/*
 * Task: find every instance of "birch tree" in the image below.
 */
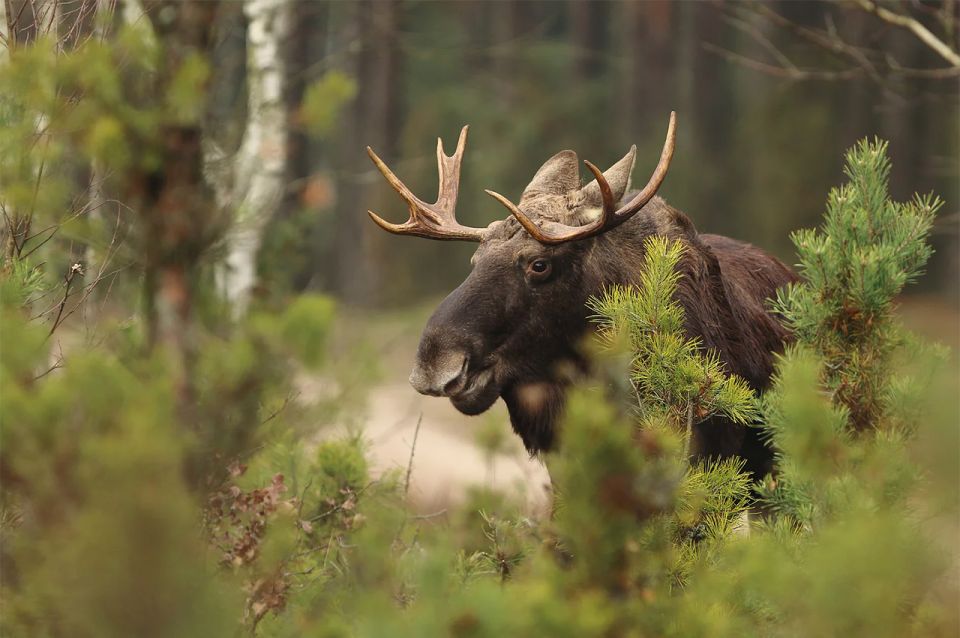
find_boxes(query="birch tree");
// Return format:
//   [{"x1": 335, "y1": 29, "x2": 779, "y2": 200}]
[{"x1": 219, "y1": 0, "x2": 290, "y2": 316}]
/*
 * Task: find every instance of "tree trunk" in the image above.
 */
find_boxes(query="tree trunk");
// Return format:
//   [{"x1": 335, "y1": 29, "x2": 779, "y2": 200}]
[
  {"x1": 138, "y1": 0, "x2": 220, "y2": 410},
  {"x1": 569, "y1": 0, "x2": 604, "y2": 82},
  {"x1": 330, "y1": 0, "x2": 401, "y2": 305},
  {"x1": 283, "y1": 0, "x2": 328, "y2": 292},
  {"x1": 219, "y1": 0, "x2": 291, "y2": 316},
  {"x1": 618, "y1": 0, "x2": 674, "y2": 142}
]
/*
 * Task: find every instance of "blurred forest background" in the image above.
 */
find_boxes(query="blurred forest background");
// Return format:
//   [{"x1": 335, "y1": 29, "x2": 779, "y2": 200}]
[
  {"x1": 3, "y1": 0, "x2": 958, "y2": 310},
  {"x1": 202, "y1": 0, "x2": 960, "y2": 308}
]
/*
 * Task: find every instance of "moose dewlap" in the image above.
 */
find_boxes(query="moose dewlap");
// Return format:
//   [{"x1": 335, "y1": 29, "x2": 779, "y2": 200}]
[{"x1": 366, "y1": 114, "x2": 798, "y2": 479}]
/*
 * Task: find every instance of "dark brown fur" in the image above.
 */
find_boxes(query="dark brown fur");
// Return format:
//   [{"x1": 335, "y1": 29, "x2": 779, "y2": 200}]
[{"x1": 410, "y1": 193, "x2": 797, "y2": 479}]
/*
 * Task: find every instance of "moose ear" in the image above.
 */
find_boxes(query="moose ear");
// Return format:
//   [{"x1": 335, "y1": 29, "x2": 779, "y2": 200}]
[
  {"x1": 579, "y1": 145, "x2": 637, "y2": 207},
  {"x1": 520, "y1": 150, "x2": 581, "y2": 201}
]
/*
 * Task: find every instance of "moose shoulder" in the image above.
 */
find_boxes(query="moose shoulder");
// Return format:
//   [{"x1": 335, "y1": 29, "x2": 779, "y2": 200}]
[{"x1": 366, "y1": 113, "x2": 798, "y2": 479}]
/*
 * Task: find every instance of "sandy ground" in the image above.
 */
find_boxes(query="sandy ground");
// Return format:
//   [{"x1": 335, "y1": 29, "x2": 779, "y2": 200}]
[
  {"x1": 333, "y1": 304, "x2": 553, "y2": 515},
  {"x1": 361, "y1": 380, "x2": 552, "y2": 513}
]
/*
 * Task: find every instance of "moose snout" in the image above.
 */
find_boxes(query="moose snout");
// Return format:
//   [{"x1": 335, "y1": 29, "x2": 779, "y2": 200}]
[{"x1": 409, "y1": 350, "x2": 469, "y2": 397}]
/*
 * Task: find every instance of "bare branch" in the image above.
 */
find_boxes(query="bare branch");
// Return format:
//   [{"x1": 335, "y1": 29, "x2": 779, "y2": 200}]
[
  {"x1": 753, "y1": 4, "x2": 883, "y2": 81},
  {"x1": 403, "y1": 413, "x2": 422, "y2": 497},
  {"x1": 703, "y1": 41, "x2": 863, "y2": 80},
  {"x1": 33, "y1": 347, "x2": 64, "y2": 380},
  {"x1": 47, "y1": 261, "x2": 83, "y2": 337},
  {"x1": 723, "y1": 12, "x2": 799, "y2": 73},
  {"x1": 854, "y1": 0, "x2": 960, "y2": 66},
  {"x1": 411, "y1": 509, "x2": 448, "y2": 521},
  {"x1": 716, "y1": 1, "x2": 960, "y2": 88}
]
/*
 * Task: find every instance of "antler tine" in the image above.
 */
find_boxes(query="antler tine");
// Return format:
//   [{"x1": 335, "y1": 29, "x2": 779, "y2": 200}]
[
  {"x1": 485, "y1": 112, "x2": 677, "y2": 245},
  {"x1": 366, "y1": 126, "x2": 487, "y2": 242},
  {"x1": 366, "y1": 147, "x2": 431, "y2": 233},
  {"x1": 582, "y1": 159, "x2": 616, "y2": 216},
  {"x1": 434, "y1": 125, "x2": 468, "y2": 214},
  {"x1": 614, "y1": 111, "x2": 676, "y2": 219}
]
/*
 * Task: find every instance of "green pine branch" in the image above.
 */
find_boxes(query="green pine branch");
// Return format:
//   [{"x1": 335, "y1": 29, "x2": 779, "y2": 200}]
[{"x1": 589, "y1": 236, "x2": 759, "y2": 440}]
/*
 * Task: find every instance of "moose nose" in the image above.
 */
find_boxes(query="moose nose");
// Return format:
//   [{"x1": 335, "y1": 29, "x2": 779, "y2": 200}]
[{"x1": 409, "y1": 351, "x2": 469, "y2": 396}]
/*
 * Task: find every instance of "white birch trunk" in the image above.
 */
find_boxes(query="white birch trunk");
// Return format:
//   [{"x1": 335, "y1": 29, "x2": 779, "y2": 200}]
[{"x1": 219, "y1": 0, "x2": 290, "y2": 317}]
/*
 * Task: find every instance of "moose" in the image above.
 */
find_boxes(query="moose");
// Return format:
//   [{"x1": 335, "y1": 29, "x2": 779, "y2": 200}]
[{"x1": 366, "y1": 113, "x2": 797, "y2": 479}]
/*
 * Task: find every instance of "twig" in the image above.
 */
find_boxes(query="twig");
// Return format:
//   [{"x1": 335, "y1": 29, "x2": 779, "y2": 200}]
[
  {"x1": 403, "y1": 413, "x2": 422, "y2": 497},
  {"x1": 260, "y1": 391, "x2": 299, "y2": 426},
  {"x1": 725, "y1": 2, "x2": 959, "y2": 85},
  {"x1": 32, "y1": 263, "x2": 129, "y2": 322},
  {"x1": 47, "y1": 262, "x2": 83, "y2": 337},
  {"x1": 751, "y1": 4, "x2": 882, "y2": 81},
  {"x1": 8, "y1": 0, "x2": 31, "y2": 42},
  {"x1": 411, "y1": 509, "x2": 447, "y2": 521},
  {"x1": 307, "y1": 482, "x2": 374, "y2": 523},
  {"x1": 295, "y1": 477, "x2": 313, "y2": 529},
  {"x1": 33, "y1": 195, "x2": 131, "y2": 332},
  {"x1": 33, "y1": 344, "x2": 65, "y2": 380},
  {"x1": 723, "y1": 12, "x2": 798, "y2": 73},
  {"x1": 18, "y1": 198, "x2": 109, "y2": 261},
  {"x1": 703, "y1": 41, "x2": 862, "y2": 80},
  {"x1": 388, "y1": 414, "x2": 426, "y2": 548},
  {"x1": 683, "y1": 401, "x2": 694, "y2": 461}
]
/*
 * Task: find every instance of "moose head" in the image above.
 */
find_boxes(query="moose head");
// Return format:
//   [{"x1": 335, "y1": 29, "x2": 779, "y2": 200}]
[{"x1": 365, "y1": 115, "x2": 678, "y2": 453}]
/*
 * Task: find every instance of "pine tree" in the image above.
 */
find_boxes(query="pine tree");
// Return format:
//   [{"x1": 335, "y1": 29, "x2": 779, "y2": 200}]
[{"x1": 773, "y1": 139, "x2": 940, "y2": 430}]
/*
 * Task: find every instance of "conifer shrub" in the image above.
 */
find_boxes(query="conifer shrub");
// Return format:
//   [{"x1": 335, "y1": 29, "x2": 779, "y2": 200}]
[
  {"x1": 772, "y1": 139, "x2": 940, "y2": 430},
  {"x1": 584, "y1": 236, "x2": 759, "y2": 588}
]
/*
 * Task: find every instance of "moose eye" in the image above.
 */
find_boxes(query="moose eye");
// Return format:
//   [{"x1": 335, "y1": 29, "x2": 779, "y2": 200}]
[{"x1": 527, "y1": 258, "x2": 552, "y2": 279}]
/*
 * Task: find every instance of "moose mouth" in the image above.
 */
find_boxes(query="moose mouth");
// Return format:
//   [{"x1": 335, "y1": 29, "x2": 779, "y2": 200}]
[{"x1": 448, "y1": 367, "x2": 501, "y2": 415}]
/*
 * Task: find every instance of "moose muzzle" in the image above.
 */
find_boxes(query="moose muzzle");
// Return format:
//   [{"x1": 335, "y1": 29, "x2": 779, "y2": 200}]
[{"x1": 409, "y1": 348, "x2": 469, "y2": 397}]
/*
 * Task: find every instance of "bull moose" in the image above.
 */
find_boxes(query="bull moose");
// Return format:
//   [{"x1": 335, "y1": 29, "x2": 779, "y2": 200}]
[{"x1": 366, "y1": 113, "x2": 797, "y2": 479}]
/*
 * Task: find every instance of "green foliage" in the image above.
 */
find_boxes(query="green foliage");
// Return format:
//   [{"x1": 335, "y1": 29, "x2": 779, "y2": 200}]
[
  {"x1": 264, "y1": 294, "x2": 337, "y2": 370},
  {"x1": 589, "y1": 236, "x2": 758, "y2": 438},
  {"x1": 761, "y1": 139, "x2": 946, "y2": 531},
  {"x1": 167, "y1": 52, "x2": 212, "y2": 124},
  {"x1": 551, "y1": 388, "x2": 681, "y2": 593},
  {"x1": 774, "y1": 138, "x2": 940, "y2": 429},
  {"x1": 300, "y1": 71, "x2": 357, "y2": 139},
  {"x1": 0, "y1": 305, "x2": 239, "y2": 637},
  {"x1": 727, "y1": 140, "x2": 956, "y2": 634}
]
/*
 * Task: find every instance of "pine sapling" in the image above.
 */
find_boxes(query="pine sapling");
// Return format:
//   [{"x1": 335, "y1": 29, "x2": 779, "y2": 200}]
[{"x1": 773, "y1": 138, "x2": 939, "y2": 430}]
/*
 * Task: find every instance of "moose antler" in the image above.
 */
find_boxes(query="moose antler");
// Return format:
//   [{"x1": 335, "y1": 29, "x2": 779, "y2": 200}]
[
  {"x1": 367, "y1": 126, "x2": 488, "y2": 242},
  {"x1": 486, "y1": 112, "x2": 677, "y2": 245}
]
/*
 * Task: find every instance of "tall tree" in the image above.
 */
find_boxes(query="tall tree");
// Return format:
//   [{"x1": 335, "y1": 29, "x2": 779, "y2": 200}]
[
  {"x1": 136, "y1": 0, "x2": 221, "y2": 410},
  {"x1": 330, "y1": 0, "x2": 401, "y2": 305},
  {"x1": 281, "y1": 0, "x2": 327, "y2": 291},
  {"x1": 618, "y1": 0, "x2": 674, "y2": 143},
  {"x1": 219, "y1": 0, "x2": 292, "y2": 316}
]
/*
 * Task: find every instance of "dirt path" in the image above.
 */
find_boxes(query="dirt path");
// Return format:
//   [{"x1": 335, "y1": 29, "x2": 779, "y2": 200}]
[
  {"x1": 362, "y1": 381, "x2": 551, "y2": 513},
  {"x1": 339, "y1": 306, "x2": 552, "y2": 515}
]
